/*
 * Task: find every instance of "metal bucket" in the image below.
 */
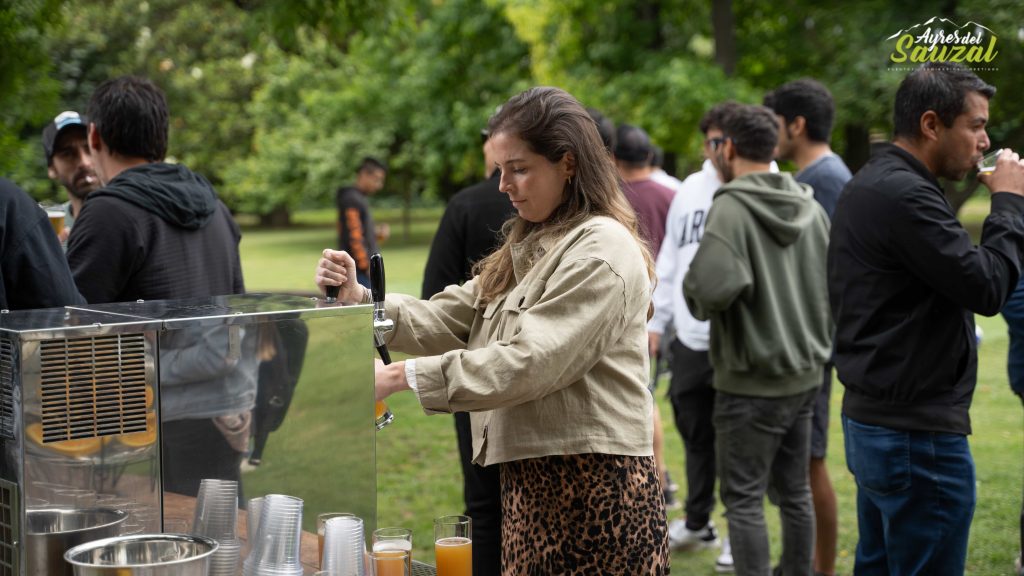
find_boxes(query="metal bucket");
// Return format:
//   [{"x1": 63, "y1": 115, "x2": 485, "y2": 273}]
[
  {"x1": 64, "y1": 534, "x2": 218, "y2": 576},
  {"x1": 27, "y1": 508, "x2": 129, "y2": 576}
]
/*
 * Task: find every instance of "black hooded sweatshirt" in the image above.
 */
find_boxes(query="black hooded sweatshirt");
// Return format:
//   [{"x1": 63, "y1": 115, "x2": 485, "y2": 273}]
[{"x1": 67, "y1": 163, "x2": 244, "y2": 304}]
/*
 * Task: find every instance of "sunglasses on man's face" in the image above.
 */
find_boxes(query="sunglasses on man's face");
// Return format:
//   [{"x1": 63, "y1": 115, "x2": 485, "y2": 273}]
[{"x1": 705, "y1": 137, "x2": 726, "y2": 152}]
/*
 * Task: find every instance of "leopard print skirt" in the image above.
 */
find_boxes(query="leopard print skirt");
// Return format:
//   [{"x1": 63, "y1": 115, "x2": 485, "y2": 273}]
[{"x1": 500, "y1": 453, "x2": 669, "y2": 575}]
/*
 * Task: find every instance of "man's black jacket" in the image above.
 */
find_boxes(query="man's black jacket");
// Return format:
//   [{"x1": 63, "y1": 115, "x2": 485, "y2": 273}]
[{"x1": 828, "y1": 143, "x2": 1024, "y2": 434}]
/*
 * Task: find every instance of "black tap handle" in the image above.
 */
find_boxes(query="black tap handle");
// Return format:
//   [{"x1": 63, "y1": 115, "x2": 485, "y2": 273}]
[{"x1": 370, "y1": 253, "x2": 386, "y2": 303}]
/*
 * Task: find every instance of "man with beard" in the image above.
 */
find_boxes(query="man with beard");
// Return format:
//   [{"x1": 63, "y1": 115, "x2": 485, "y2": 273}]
[
  {"x1": 763, "y1": 79, "x2": 851, "y2": 576},
  {"x1": 41, "y1": 110, "x2": 101, "y2": 246},
  {"x1": 829, "y1": 62, "x2": 1024, "y2": 574}
]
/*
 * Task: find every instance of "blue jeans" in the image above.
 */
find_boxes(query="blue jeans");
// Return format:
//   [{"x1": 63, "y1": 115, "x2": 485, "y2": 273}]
[
  {"x1": 843, "y1": 416, "x2": 975, "y2": 575},
  {"x1": 1002, "y1": 276, "x2": 1024, "y2": 397}
]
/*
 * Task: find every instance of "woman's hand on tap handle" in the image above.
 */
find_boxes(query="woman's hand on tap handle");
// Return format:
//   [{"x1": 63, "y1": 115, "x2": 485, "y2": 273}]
[{"x1": 315, "y1": 249, "x2": 366, "y2": 304}]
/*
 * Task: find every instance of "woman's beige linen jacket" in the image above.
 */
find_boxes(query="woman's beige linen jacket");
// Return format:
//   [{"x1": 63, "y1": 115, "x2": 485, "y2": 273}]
[{"x1": 383, "y1": 215, "x2": 653, "y2": 466}]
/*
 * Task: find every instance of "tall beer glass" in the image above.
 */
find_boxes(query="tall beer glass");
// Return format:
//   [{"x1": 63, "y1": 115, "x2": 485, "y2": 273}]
[{"x1": 434, "y1": 515, "x2": 471, "y2": 576}]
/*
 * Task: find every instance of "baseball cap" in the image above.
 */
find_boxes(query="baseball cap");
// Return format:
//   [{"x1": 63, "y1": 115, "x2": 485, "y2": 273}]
[{"x1": 42, "y1": 111, "x2": 89, "y2": 165}]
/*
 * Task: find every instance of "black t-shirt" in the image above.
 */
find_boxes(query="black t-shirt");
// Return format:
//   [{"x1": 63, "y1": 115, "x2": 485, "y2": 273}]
[{"x1": 336, "y1": 186, "x2": 380, "y2": 274}]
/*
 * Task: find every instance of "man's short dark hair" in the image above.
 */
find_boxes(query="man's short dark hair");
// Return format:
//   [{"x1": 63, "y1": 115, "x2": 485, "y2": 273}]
[
  {"x1": 699, "y1": 101, "x2": 741, "y2": 135},
  {"x1": 359, "y1": 157, "x2": 387, "y2": 174},
  {"x1": 586, "y1": 108, "x2": 616, "y2": 153},
  {"x1": 720, "y1": 104, "x2": 778, "y2": 163},
  {"x1": 763, "y1": 78, "x2": 835, "y2": 143},
  {"x1": 614, "y1": 124, "x2": 654, "y2": 168},
  {"x1": 87, "y1": 76, "x2": 168, "y2": 162},
  {"x1": 893, "y1": 62, "x2": 996, "y2": 140}
]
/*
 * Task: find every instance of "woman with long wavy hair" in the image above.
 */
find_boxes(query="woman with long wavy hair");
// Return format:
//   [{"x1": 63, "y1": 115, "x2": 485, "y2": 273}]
[{"x1": 316, "y1": 86, "x2": 669, "y2": 574}]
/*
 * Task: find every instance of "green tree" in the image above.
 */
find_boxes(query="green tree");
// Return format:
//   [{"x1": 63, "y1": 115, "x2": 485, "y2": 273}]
[
  {"x1": 497, "y1": 0, "x2": 758, "y2": 175},
  {"x1": 1, "y1": 0, "x2": 62, "y2": 191},
  {"x1": 223, "y1": 0, "x2": 532, "y2": 225}
]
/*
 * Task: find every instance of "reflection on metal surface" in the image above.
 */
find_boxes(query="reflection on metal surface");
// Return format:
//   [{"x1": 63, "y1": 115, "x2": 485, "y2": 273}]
[
  {"x1": 27, "y1": 508, "x2": 127, "y2": 576},
  {"x1": 1, "y1": 294, "x2": 376, "y2": 574}
]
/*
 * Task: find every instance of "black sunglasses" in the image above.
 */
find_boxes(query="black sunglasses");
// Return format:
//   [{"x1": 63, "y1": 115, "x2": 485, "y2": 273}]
[{"x1": 705, "y1": 137, "x2": 726, "y2": 151}]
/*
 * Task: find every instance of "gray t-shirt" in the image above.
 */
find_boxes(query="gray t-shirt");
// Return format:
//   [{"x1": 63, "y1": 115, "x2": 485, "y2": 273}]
[{"x1": 797, "y1": 152, "x2": 852, "y2": 219}]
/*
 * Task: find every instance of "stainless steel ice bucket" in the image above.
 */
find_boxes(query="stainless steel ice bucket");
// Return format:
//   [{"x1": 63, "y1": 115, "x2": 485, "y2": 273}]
[
  {"x1": 27, "y1": 508, "x2": 129, "y2": 576},
  {"x1": 64, "y1": 534, "x2": 218, "y2": 576}
]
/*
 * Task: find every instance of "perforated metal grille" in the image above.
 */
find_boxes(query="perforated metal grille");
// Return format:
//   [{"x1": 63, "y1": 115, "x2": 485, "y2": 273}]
[
  {"x1": 412, "y1": 560, "x2": 436, "y2": 576},
  {"x1": 0, "y1": 337, "x2": 14, "y2": 440},
  {"x1": 0, "y1": 479, "x2": 17, "y2": 575},
  {"x1": 40, "y1": 334, "x2": 148, "y2": 442}
]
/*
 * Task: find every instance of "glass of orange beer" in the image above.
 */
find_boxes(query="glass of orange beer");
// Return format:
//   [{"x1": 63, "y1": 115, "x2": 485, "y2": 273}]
[
  {"x1": 43, "y1": 206, "x2": 65, "y2": 237},
  {"x1": 375, "y1": 400, "x2": 394, "y2": 430},
  {"x1": 372, "y1": 527, "x2": 412, "y2": 574},
  {"x1": 434, "y1": 515, "x2": 472, "y2": 576},
  {"x1": 317, "y1": 512, "x2": 355, "y2": 566},
  {"x1": 370, "y1": 548, "x2": 410, "y2": 576}
]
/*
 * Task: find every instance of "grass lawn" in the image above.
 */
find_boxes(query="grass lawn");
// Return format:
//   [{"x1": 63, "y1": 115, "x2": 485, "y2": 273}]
[{"x1": 239, "y1": 197, "x2": 1023, "y2": 574}]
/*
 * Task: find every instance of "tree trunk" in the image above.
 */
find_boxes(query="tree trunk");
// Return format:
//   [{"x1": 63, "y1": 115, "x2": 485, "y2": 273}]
[
  {"x1": 711, "y1": 0, "x2": 736, "y2": 76},
  {"x1": 259, "y1": 204, "x2": 292, "y2": 227}
]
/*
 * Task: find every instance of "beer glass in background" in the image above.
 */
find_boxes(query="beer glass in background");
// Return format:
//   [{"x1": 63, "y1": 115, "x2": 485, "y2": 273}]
[
  {"x1": 317, "y1": 512, "x2": 355, "y2": 566},
  {"x1": 434, "y1": 515, "x2": 472, "y2": 576},
  {"x1": 375, "y1": 401, "x2": 395, "y2": 430},
  {"x1": 42, "y1": 206, "x2": 65, "y2": 237},
  {"x1": 372, "y1": 527, "x2": 412, "y2": 575},
  {"x1": 370, "y1": 548, "x2": 410, "y2": 576}
]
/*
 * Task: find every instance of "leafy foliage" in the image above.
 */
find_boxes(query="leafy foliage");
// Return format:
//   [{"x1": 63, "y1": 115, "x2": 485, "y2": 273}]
[{"x1": 5, "y1": 0, "x2": 1023, "y2": 214}]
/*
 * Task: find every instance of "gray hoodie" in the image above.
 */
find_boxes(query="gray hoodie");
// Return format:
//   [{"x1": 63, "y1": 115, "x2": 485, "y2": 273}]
[{"x1": 684, "y1": 172, "x2": 833, "y2": 397}]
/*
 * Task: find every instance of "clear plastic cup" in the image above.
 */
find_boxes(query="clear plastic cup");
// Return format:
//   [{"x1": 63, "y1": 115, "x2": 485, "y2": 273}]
[
  {"x1": 243, "y1": 494, "x2": 304, "y2": 575},
  {"x1": 193, "y1": 479, "x2": 238, "y2": 541},
  {"x1": 978, "y1": 148, "x2": 1004, "y2": 174},
  {"x1": 246, "y1": 496, "x2": 264, "y2": 545},
  {"x1": 318, "y1": 512, "x2": 356, "y2": 566},
  {"x1": 208, "y1": 538, "x2": 241, "y2": 576},
  {"x1": 321, "y1": 515, "x2": 366, "y2": 576}
]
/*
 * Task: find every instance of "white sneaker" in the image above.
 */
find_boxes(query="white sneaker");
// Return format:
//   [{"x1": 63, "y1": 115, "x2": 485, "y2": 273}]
[
  {"x1": 714, "y1": 537, "x2": 734, "y2": 573},
  {"x1": 668, "y1": 519, "x2": 720, "y2": 551}
]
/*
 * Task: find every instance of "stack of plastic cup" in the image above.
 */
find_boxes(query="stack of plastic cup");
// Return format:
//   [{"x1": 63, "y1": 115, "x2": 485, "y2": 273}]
[
  {"x1": 192, "y1": 479, "x2": 241, "y2": 576},
  {"x1": 243, "y1": 494, "x2": 304, "y2": 576},
  {"x1": 208, "y1": 538, "x2": 241, "y2": 576},
  {"x1": 192, "y1": 479, "x2": 238, "y2": 541},
  {"x1": 321, "y1": 515, "x2": 367, "y2": 576},
  {"x1": 247, "y1": 496, "x2": 264, "y2": 547}
]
